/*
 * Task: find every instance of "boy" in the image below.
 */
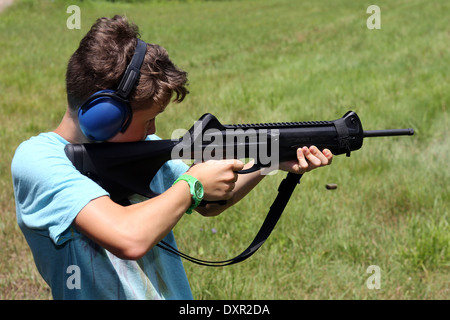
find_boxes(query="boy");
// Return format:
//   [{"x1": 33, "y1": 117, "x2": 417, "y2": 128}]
[{"x1": 11, "y1": 15, "x2": 332, "y2": 299}]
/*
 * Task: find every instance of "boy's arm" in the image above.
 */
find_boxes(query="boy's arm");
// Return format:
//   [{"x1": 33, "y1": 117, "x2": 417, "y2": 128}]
[
  {"x1": 73, "y1": 160, "x2": 244, "y2": 260},
  {"x1": 74, "y1": 183, "x2": 191, "y2": 260}
]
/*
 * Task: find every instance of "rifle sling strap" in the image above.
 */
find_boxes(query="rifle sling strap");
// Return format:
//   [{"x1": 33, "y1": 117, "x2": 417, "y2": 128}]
[{"x1": 156, "y1": 172, "x2": 303, "y2": 267}]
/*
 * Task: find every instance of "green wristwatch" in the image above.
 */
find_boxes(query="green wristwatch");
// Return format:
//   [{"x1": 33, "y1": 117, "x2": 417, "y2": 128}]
[{"x1": 173, "y1": 174, "x2": 204, "y2": 214}]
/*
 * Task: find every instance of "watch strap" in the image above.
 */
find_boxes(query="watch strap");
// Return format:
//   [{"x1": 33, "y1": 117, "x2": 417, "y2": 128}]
[{"x1": 173, "y1": 174, "x2": 203, "y2": 214}]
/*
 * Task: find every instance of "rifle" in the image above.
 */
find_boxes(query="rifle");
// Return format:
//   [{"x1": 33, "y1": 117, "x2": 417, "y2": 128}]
[{"x1": 64, "y1": 111, "x2": 414, "y2": 266}]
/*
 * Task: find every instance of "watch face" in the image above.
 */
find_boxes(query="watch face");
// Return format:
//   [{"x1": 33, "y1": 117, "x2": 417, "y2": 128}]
[{"x1": 194, "y1": 181, "x2": 204, "y2": 199}]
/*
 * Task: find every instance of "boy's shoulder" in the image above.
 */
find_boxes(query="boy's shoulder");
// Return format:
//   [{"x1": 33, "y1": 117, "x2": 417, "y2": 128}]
[
  {"x1": 16, "y1": 132, "x2": 68, "y2": 150},
  {"x1": 16, "y1": 132, "x2": 69, "y2": 154},
  {"x1": 12, "y1": 132, "x2": 70, "y2": 175}
]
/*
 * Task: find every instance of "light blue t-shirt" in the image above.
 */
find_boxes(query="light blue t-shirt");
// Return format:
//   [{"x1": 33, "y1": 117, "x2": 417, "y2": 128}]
[{"x1": 11, "y1": 132, "x2": 192, "y2": 300}]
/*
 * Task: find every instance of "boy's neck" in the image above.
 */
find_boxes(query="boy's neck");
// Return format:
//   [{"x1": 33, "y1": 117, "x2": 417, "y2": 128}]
[{"x1": 54, "y1": 109, "x2": 90, "y2": 144}]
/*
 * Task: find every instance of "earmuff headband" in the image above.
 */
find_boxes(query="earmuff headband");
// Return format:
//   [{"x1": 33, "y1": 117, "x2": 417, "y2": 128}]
[{"x1": 116, "y1": 39, "x2": 147, "y2": 99}]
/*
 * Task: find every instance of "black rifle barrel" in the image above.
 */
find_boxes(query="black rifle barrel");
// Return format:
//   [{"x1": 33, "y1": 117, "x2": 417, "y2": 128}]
[{"x1": 363, "y1": 128, "x2": 414, "y2": 137}]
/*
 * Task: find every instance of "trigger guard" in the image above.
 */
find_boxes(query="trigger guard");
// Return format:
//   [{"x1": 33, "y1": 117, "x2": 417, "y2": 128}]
[{"x1": 236, "y1": 163, "x2": 262, "y2": 174}]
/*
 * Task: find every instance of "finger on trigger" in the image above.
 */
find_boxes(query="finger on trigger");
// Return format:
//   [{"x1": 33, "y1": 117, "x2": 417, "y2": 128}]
[{"x1": 229, "y1": 159, "x2": 244, "y2": 171}]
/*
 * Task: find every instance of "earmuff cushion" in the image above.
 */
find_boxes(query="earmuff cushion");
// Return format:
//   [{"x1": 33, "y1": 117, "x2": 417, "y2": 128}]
[{"x1": 78, "y1": 90, "x2": 130, "y2": 141}]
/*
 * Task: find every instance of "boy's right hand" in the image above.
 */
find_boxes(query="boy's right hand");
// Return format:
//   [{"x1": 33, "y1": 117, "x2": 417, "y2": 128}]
[{"x1": 187, "y1": 160, "x2": 244, "y2": 201}]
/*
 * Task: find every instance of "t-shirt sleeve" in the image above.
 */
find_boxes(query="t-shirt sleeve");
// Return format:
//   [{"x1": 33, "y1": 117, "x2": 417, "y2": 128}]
[
  {"x1": 11, "y1": 139, "x2": 109, "y2": 245},
  {"x1": 150, "y1": 159, "x2": 190, "y2": 192},
  {"x1": 146, "y1": 134, "x2": 189, "y2": 193}
]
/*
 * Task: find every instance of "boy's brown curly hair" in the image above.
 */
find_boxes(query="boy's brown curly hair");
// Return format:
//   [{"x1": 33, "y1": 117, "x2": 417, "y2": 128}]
[{"x1": 65, "y1": 15, "x2": 188, "y2": 113}]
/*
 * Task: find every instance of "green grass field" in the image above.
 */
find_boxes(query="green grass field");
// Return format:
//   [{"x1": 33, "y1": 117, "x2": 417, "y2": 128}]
[{"x1": 0, "y1": 0, "x2": 448, "y2": 299}]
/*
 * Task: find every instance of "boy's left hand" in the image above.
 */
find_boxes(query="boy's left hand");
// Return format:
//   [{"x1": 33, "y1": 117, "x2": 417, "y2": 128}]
[{"x1": 279, "y1": 146, "x2": 333, "y2": 174}]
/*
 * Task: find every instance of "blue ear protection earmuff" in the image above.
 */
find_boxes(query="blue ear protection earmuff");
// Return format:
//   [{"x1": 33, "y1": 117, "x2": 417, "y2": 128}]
[{"x1": 78, "y1": 39, "x2": 147, "y2": 141}]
